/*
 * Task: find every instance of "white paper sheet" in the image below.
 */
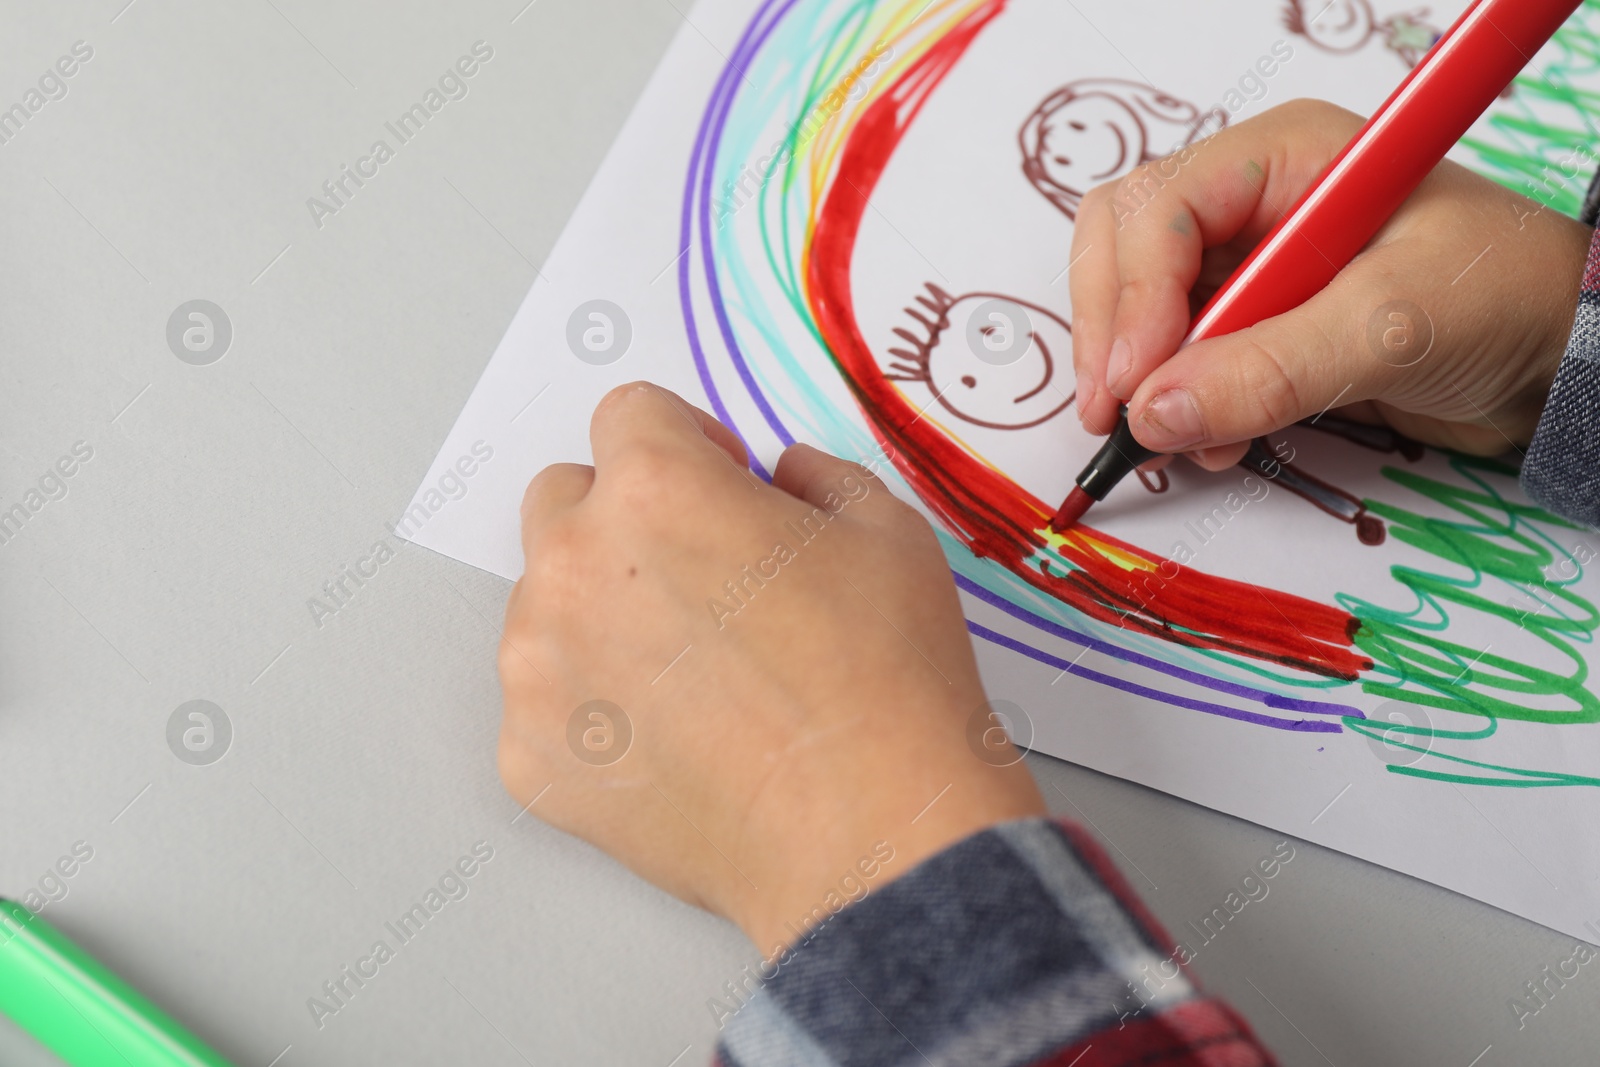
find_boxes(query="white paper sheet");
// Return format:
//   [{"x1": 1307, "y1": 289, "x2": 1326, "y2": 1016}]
[{"x1": 404, "y1": 0, "x2": 1600, "y2": 941}]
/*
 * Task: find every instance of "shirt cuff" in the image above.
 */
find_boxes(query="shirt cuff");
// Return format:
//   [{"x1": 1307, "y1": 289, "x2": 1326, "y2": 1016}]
[
  {"x1": 713, "y1": 816, "x2": 1275, "y2": 1067},
  {"x1": 1523, "y1": 222, "x2": 1600, "y2": 527}
]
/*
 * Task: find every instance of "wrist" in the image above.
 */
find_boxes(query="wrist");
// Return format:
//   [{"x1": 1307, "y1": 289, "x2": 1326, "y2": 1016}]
[
  {"x1": 1514, "y1": 220, "x2": 1593, "y2": 444},
  {"x1": 728, "y1": 757, "x2": 1046, "y2": 954}
]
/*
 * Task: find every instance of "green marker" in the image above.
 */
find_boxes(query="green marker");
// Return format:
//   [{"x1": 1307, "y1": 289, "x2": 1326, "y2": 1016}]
[{"x1": 0, "y1": 899, "x2": 233, "y2": 1067}]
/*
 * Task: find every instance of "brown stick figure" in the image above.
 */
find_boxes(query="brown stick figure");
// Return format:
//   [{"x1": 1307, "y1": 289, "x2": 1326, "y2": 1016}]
[
  {"x1": 1284, "y1": 1, "x2": 1487, "y2": 82},
  {"x1": 1241, "y1": 438, "x2": 1388, "y2": 546}
]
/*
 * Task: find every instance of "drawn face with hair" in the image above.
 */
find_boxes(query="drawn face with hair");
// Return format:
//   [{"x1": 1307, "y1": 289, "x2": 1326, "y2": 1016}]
[
  {"x1": 1020, "y1": 79, "x2": 1214, "y2": 219},
  {"x1": 1032, "y1": 93, "x2": 1141, "y2": 196},
  {"x1": 1283, "y1": 0, "x2": 1377, "y2": 53},
  {"x1": 1282, "y1": 3, "x2": 1454, "y2": 88},
  {"x1": 885, "y1": 285, "x2": 1073, "y2": 430}
]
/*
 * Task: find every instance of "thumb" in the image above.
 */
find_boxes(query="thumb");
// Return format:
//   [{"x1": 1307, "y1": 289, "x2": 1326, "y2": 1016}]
[{"x1": 1125, "y1": 276, "x2": 1420, "y2": 452}]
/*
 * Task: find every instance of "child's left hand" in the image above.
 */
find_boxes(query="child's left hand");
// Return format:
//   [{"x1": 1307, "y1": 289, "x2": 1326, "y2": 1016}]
[{"x1": 496, "y1": 383, "x2": 1044, "y2": 954}]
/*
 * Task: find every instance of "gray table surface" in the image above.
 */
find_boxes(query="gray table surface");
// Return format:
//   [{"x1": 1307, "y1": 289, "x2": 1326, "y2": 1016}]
[{"x1": 1, "y1": 1, "x2": 1596, "y2": 1064}]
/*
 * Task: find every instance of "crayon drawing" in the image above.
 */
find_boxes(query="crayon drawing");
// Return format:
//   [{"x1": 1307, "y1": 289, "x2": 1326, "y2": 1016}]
[
  {"x1": 1019, "y1": 79, "x2": 1221, "y2": 221},
  {"x1": 881, "y1": 284, "x2": 1075, "y2": 429},
  {"x1": 1282, "y1": 1, "x2": 1443, "y2": 67},
  {"x1": 405, "y1": 0, "x2": 1600, "y2": 940},
  {"x1": 677, "y1": 0, "x2": 1600, "y2": 788}
]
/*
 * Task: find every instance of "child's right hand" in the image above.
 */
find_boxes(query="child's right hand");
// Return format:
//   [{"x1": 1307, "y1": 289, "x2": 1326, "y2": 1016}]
[{"x1": 1068, "y1": 99, "x2": 1594, "y2": 470}]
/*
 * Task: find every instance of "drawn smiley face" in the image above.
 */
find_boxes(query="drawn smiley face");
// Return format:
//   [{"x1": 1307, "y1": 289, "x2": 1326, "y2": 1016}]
[
  {"x1": 1021, "y1": 80, "x2": 1212, "y2": 220},
  {"x1": 1285, "y1": 0, "x2": 1376, "y2": 53},
  {"x1": 1033, "y1": 92, "x2": 1144, "y2": 193},
  {"x1": 885, "y1": 285, "x2": 1073, "y2": 430}
]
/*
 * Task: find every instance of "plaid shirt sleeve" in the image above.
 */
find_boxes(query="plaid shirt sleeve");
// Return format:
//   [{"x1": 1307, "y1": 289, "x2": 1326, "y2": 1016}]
[
  {"x1": 1523, "y1": 214, "x2": 1600, "y2": 526},
  {"x1": 713, "y1": 817, "x2": 1278, "y2": 1067}
]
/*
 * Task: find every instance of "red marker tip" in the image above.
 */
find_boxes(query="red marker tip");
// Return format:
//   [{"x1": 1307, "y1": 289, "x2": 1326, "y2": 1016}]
[{"x1": 1048, "y1": 486, "x2": 1094, "y2": 533}]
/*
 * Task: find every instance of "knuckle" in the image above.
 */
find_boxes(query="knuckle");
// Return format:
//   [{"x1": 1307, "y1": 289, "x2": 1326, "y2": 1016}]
[
  {"x1": 521, "y1": 465, "x2": 568, "y2": 517},
  {"x1": 1115, "y1": 163, "x2": 1165, "y2": 206},
  {"x1": 838, "y1": 458, "x2": 875, "y2": 488},
  {"x1": 858, "y1": 442, "x2": 903, "y2": 485},
  {"x1": 609, "y1": 442, "x2": 685, "y2": 510},
  {"x1": 1278, "y1": 98, "x2": 1363, "y2": 139},
  {"x1": 519, "y1": 473, "x2": 543, "y2": 517},
  {"x1": 496, "y1": 625, "x2": 547, "y2": 689},
  {"x1": 521, "y1": 521, "x2": 585, "y2": 603},
  {"x1": 1278, "y1": 97, "x2": 1342, "y2": 124},
  {"x1": 1279, "y1": 97, "x2": 1323, "y2": 120},
  {"x1": 885, "y1": 495, "x2": 937, "y2": 544},
  {"x1": 495, "y1": 637, "x2": 525, "y2": 684},
  {"x1": 1240, "y1": 334, "x2": 1306, "y2": 429},
  {"x1": 1117, "y1": 162, "x2": 1150, "y2": 191},
  {"x1": 512, "y1": 531, "x2": 588, "y2": 655},
  {"x1": 1118, "y1": 275, "x2": 1164, "y2": 309}
]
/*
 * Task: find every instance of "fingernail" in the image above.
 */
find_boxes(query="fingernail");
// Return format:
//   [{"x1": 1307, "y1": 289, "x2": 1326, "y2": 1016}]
[
  {"x1": 1075, "y1": 372, "x2": 1094, "y2": 416},
  {"x1": 1106, "y1": 338, "x2": 1133, "y2": 397},
  {"x1": 1140, "y1": 389, "x2": 1205, "y2": 450}
]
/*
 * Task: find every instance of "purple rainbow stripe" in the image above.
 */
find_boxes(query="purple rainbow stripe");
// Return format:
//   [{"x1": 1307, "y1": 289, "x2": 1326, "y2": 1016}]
[
  {"x1": 679, "y1": 0, "x2": 798, "y2": 481},
  {"x1": 967, "y1": 622, "x2": 1344, "y2": 732},
  {"x1": 959, "y1": 575, "x2": 1359, "y2": 727}
]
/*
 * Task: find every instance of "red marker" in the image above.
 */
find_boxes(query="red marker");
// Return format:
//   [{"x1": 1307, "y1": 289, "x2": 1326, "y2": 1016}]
[{"x1": 1050, "y1": 0, "x2": 1583, "y2": 532}]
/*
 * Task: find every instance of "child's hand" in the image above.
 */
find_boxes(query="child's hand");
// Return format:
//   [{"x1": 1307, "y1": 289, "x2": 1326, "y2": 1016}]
[
  {"x1": 497, "y1": 383, "x2": 1044, "y2": 953},
  {"x1": 1069, "y1": 99, "x2": 1593, "y2": 470}
]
